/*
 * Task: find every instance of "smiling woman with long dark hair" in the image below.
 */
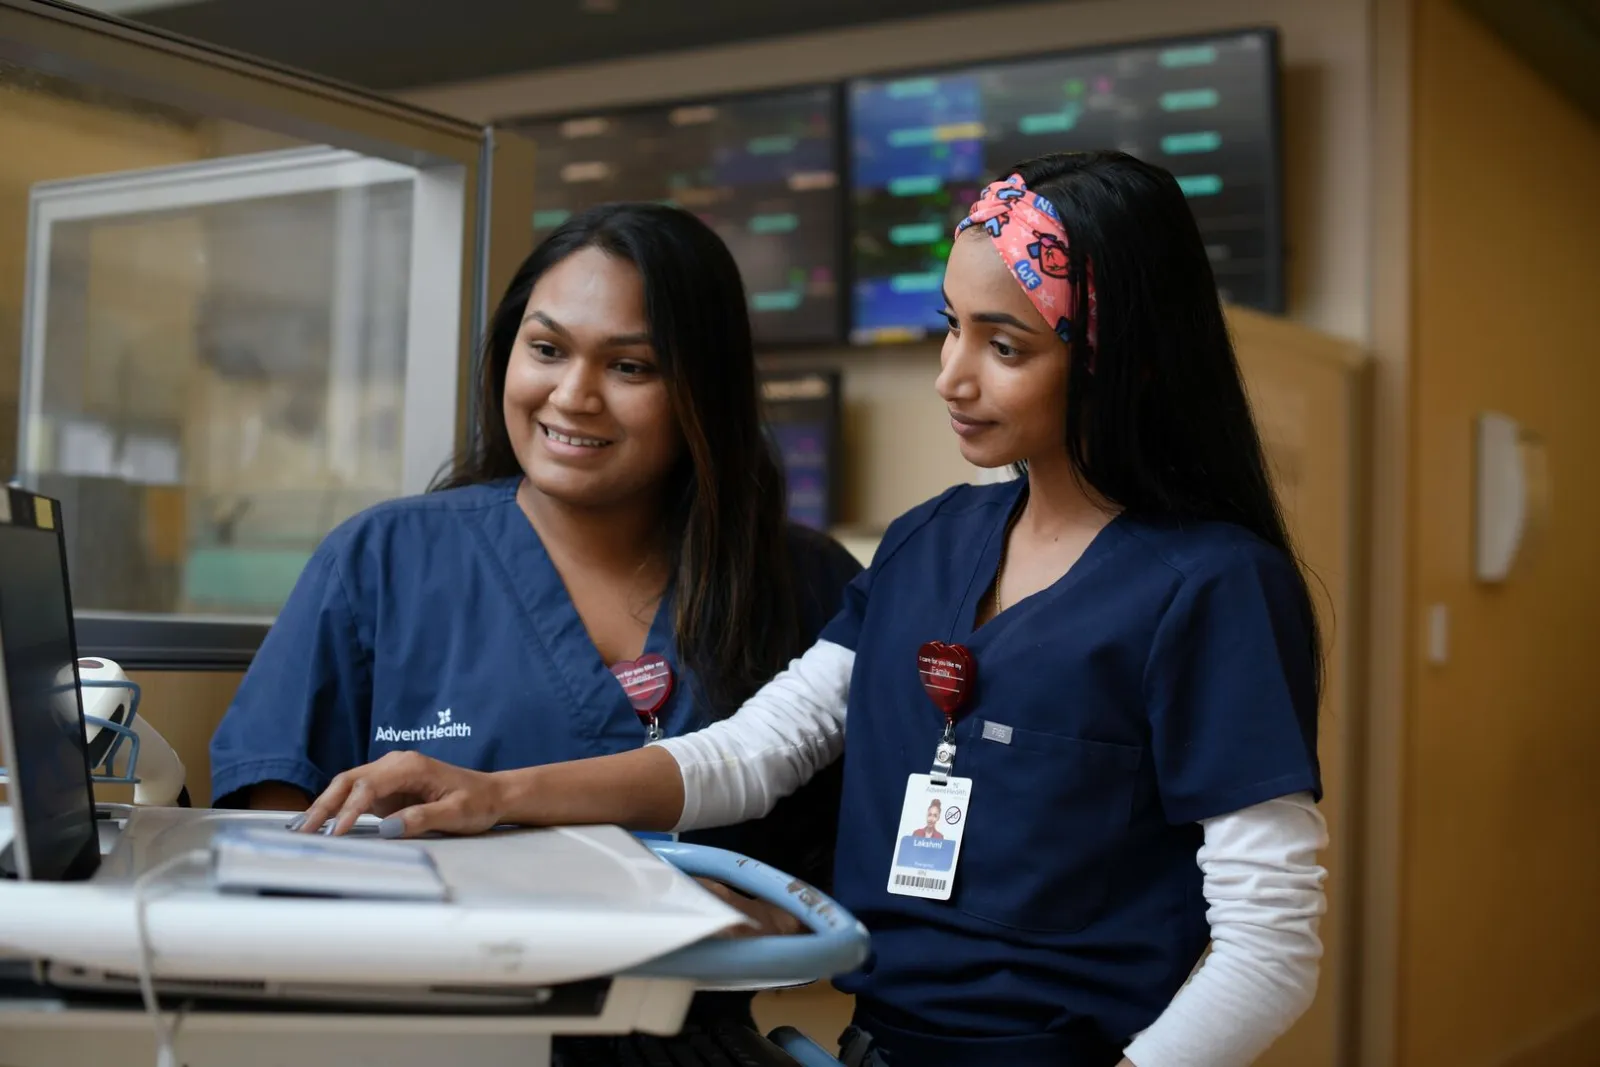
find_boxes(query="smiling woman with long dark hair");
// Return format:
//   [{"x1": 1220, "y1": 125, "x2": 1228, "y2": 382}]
[
  {"x1": 435, "y1": 203, "x2": 829, "y2": 715},
  {"x1": 209, "y1": 201, "x2": 862, "y2": 1023}
]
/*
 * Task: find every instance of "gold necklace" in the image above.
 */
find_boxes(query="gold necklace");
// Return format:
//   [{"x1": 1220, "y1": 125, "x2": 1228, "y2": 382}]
[{"x1": 992, "y1": 503, "x2": 1023, "y2": 616}]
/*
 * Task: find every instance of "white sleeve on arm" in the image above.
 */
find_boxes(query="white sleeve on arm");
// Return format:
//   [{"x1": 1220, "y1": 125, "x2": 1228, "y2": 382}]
[
  {"x1": 1121, "y1": 791, "x2": 1329, "y2": 1067},
  {"x1": 650, "y1": 639, "x2": 855, "y2": 832}
]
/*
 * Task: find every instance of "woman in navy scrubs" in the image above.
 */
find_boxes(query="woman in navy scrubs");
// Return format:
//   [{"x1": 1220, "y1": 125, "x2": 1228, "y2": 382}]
[
  {"x1": 297, "y1": 152, "x2": 1329, "y2": 1067},
  {"x1": 209, "y1": 202, "x2": 863, "y2": 944}
]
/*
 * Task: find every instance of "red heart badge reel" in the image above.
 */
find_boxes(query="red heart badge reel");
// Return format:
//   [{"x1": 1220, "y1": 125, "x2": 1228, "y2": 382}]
[
  {"x1": 917, "y1": 641, "x2": 974, "y2": 717},
  {"x1": 917, "y1": 641, "x2": 975, "y2": 781},
  {"x1": 610, "y1": 653, "x2": 674, "y2": 742}
]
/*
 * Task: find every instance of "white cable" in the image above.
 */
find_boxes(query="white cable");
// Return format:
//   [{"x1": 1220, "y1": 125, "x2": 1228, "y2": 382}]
[{"x1": 132, "y1": 848, "x2": 210, "y2": 1067}]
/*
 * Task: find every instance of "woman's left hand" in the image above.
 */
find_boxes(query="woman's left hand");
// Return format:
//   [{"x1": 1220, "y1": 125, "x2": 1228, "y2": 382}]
[{"x1": 695, "y1": 879, "x2": 806, "y2": 938}]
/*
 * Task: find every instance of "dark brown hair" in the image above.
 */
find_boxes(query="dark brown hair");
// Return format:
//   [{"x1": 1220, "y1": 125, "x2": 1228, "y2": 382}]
[
  {"x1": 434, "y1": 203, "x2": 797, "y2": 715},
  {"x1": 1008, "y1": 150, "x2": 1323, "y2": 700}
]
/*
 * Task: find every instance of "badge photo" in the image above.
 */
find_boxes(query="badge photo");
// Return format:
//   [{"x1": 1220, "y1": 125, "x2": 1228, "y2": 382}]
[{"x1": 886, "y1": 773, "x2": 972, "y2": 902}]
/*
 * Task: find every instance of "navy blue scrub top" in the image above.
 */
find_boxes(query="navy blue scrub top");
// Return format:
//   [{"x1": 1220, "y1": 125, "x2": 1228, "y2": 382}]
[
  {"x1": 819, "y1": 480, "x2": 1321, "y2": 1065},
  {"x1": 209, "y1": 477, "x2": 863, "y2": 890}
]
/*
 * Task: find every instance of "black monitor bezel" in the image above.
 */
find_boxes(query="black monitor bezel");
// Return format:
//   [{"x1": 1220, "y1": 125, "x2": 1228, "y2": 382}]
[{"x1": 0, "y1": 486, "x2": 102, "y2": 883}]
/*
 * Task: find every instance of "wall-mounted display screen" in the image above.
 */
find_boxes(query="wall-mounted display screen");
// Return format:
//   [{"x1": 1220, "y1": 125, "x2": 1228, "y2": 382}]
[
  {"x1": 848, "y1": 28, "x2": 1284, "y2": 344},
  {"x1": 509, "y1": 86, "x2": 843, "y2": 348},
  {"x1": 760, "y1": 371, "x2": 841, "y2": 532}
]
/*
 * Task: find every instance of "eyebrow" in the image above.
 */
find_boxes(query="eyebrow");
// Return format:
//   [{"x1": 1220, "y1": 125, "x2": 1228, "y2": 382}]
[
  {"x1": 522, "y1": 310, "x2": 651, "y2": 348},
  {"x1": 938, "y1": 292, "x2": 1040, "y2": 335},
  {"x1": 972, "y1": 311, "x2": 1041, "y2": 334}
]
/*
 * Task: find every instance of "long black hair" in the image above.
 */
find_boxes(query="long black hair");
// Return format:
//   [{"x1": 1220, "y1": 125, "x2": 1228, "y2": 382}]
[
  {"x1": 1010, "y1": 149, "x2": 1323, "y2": 693},
  {"x1": 434, "y1": 203, "x2": 797, "y2": 715}
]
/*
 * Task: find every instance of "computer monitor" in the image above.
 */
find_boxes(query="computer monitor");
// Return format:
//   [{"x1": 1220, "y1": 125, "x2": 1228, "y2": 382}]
[
  {"x1": 506, "y1": 85, "x2": 845, "y2": 349},
  {"x1": 0, "y1": 486, "x2": 100, "y2": 882},
  {"x1": 759, "y1": 371, "x2": 842, "y2": 531},
  {"x1": 848, "y1": 27, "x2": 1285, "y2": 343}
]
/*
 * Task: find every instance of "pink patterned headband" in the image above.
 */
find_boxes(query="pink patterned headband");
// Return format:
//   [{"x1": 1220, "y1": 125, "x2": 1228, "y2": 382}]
[{"x1": 954, "y1": 173, "x2": 1098, "y2": 351}]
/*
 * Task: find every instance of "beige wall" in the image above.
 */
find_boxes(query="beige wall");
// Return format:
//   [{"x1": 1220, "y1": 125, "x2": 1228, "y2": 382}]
[
  {"x1": 1403, "y1": 1, "x2": 1600, "y2": 1064},
  {"x1": 403, "y1": 0, "x2": 1374, "y2": 529},
  {"x1": 1357, "y1": 1, "x2": 1413, "y2": 1064}
]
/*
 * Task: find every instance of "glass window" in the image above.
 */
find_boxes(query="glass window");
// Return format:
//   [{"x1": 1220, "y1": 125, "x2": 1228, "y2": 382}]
[{"x1": 3, "y1": 61, "x2": 466, "y2": 621}]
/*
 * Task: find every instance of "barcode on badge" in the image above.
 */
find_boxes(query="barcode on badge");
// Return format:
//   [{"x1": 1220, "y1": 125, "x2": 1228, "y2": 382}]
[{"x1": 893, "y1": 873, "x2": 948, "y2": 892}]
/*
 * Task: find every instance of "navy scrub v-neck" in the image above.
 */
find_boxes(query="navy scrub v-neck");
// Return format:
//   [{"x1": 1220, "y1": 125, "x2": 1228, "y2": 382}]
[
  {"x1": 818, "y1": 479, "x2": 1321, "y2": 1065},
  {"x1": 209, "y1": 476, "x2": 863, "y2": 887}
]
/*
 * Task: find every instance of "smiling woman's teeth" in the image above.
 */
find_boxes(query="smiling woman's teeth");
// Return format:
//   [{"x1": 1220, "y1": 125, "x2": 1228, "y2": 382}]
[{"x1": 543, "y1": 426, "x2": 609, "y2": 448}]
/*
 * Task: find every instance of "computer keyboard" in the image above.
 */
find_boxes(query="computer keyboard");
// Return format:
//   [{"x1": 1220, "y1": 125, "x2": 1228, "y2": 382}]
[{"x1": 552, "y1": 1019, "x2": 809, "y2": 1067}]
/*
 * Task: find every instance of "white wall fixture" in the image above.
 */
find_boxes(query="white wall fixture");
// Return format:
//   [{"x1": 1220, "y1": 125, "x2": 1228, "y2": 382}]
[{"x1": 1473, "y1": 411, "x2": 1550, "y2": 583}]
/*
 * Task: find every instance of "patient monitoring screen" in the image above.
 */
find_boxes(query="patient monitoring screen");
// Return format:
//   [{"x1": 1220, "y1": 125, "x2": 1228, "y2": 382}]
[
  {"x1": 0, "y1": 512, "x2": 97, "y2": 881},
  {"x1": 849, "y1": 29, "x2": 1284, "y2": 342},
  {"x1": 511, "y1": 86, "x2": 843, "y2": 348}
]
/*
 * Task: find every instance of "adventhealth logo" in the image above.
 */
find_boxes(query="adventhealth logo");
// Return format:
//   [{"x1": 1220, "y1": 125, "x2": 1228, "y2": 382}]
[{"x1": 374, "y1": 708, "x2": 473, "y2": 744}]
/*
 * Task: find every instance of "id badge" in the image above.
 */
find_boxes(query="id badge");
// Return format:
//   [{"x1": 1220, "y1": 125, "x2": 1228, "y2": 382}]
[{"x1": 886, "y1": 773, "x2": 971, "y2": 901}]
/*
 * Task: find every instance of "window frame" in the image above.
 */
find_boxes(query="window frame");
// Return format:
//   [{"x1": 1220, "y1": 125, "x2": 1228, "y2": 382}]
[{"x1": 1, "y1": 0, "x2": 536, "y2": 668}]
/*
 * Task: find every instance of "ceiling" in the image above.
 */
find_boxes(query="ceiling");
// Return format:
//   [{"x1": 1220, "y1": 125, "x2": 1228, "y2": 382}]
[
  {"x1": 76, "y1": 0, "x2": 1015, "y2": 92},
  {"x1": 78, "y1": 0, "x2": 1600, "y2": 123}
]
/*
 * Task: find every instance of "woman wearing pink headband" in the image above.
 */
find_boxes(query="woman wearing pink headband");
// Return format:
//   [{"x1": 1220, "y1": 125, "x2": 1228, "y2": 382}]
[{"x1": 300, "y1": 150, "x2": 1327, "y2": 1067}]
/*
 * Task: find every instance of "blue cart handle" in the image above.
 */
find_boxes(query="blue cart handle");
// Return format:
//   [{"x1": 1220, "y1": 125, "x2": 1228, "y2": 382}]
[{"x1": 624, "y1": 840, "x2": 871, "y2": 985}]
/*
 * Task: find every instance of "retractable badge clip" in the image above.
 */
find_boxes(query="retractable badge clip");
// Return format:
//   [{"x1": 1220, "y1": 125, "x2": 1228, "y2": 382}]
[
  {"x1": 917, "y1": 641, "x2": 975, "y2": 784},
  {"x1": 611, "y1": 653, "x2": 674, "y2": 742}
]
